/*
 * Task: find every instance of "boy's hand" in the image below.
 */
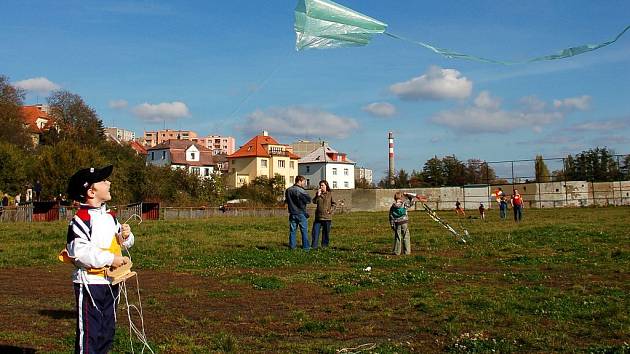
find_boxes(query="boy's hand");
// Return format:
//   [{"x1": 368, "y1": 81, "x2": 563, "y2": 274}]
[
  {"x1": 121, "y1": 224, "x2": 131, "y2": 239},
  {"x1": 111, "y1": 255, "x2": 130, "y2": 268}
]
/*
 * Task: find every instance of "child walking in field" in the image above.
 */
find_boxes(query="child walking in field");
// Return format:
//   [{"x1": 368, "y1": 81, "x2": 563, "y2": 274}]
[
  {"x1": 389, "y1": 192, "x2": 427, "y2": 255},
  {"x1": 479, "y1": 203, "x2": 486, "y2": 220},
  {"x1": 455, "y1": 200, "x2": 465, "y2": 217},
  {"x1": 62, "y1": 165, "x2": 134, "y2": 353}
]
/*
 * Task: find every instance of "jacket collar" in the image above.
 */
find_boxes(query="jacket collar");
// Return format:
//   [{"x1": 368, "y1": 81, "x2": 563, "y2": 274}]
[{"x1": 79, "y1": 203, "x2": 107, "y2": 213}]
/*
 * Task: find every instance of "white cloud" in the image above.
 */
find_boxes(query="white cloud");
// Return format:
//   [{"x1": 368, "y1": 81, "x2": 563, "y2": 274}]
[
  {"x1": 389, "y1": 66, "x2": 472, "y2": 101},
  {"x1": 108, "y1": 99, "x2": 128, "y2": 110},
  {"x1": 568, "y1": 117, "x2": 630, "y2": 132},
  {"x1": 132, "y1": 101, "x2": 190, "y2": 122},
  {"x1": 431, "y1": 91, "x2": 564, "y2": 134},
  {"x1": 239, "y1": 106, "x2": 359, "y2": 139},
  {"x1": 473, "y1": 91, "x2": 501, "y2": 110},
  {"x1": 362, "y1": 102, "x2": 397, "y2": 117},
  {"x1": 519, "y1": 96, "x2": 547, "y2": 112},
  {"x1": 553, "y1": 95, "x2": 591, "y2": 111},
  {"x1": 13, "y1": 77, "x2": 60, "y2": 94}
]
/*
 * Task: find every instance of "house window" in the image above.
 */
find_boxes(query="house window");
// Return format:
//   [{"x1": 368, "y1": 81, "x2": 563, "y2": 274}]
[
  {"x1": 344, "y1": 168, "x2": 349, "y2": 176},
  {"x1": 290, "y1": 161, "x2": 295, "y2": 169},
  {"x1": 344, "y1": 181, "x2": 349, "y2": 188},
  {"x1": 261, "y1": 159, "x2": 267, "y2": 168},
  {"x1": 278, "y1": 160, "x2": 285, "y2": 168},
  {"x1": 161, "y1": 151, "x2": 166, "y2": 160},
  {"x1": 307, "y1": 178, "x2": 310, "y2": 186},
  {"x1": 332, "y1": 168, "x2": 337, "y2": 175},
  {"x1": 333, "y1": 181, "x2": 338, "y2": 189},
  {"x1": 190, "y1": 152, "x2": 196, "y2": 160},
  {"x1": 204, "y1": 168, "x2": 210, "y2": 176},
  {"x1": 191, "y1": 167, "x2": 200, "y2": 175},
  {"x1": 151, "y1": 152, "x2": 154, "y2": 160},
  {"x1": 306, "y1": 166, "x2": 310, "y2": 173}
]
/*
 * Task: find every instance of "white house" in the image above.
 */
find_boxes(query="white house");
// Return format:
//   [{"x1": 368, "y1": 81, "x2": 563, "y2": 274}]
[
  {"x1": 298, "y1": 143, "x2": 355, "y2": 190},
  {"x1": 146, "y1": 140, "x2": 216, "y2": 178}
]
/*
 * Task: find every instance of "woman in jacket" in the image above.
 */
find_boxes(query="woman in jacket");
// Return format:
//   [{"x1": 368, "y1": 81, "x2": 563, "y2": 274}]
[{"x1": 311, "y1": 180, "x2": 336, "y2": 248}]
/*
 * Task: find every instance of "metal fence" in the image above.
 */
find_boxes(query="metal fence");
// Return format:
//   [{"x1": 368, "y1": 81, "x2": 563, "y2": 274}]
[{"x1": 0, "y1": 203, "x2": 144, "y2": 223}]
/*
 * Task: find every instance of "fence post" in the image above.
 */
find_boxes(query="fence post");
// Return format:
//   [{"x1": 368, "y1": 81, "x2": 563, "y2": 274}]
[{"x1": 562, "y1": 157, "x2": 569, "y2": 207}]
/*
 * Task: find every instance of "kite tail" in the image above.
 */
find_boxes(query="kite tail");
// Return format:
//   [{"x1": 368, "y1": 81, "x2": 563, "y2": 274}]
[{"x1": 385, "y1": 24, "x2": 630, "y2": 65}]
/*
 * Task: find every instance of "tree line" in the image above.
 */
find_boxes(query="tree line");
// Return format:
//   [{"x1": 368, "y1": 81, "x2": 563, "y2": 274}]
[{"x1": 0, "y1": 75, "x2": 232, "y2": 206}]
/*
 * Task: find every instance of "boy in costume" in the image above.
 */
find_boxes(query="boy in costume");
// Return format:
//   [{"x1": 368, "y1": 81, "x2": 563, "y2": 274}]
[{"x1": 64, "y1": 165, "x2": 134, "y2": 353}]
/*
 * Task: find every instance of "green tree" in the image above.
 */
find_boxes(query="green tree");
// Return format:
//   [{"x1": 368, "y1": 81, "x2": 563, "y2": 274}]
[
  {"x1": 0, "y1": 75, "x2": 32, "y2": 149},
  {"x1": 421, "y1": 156, "x2": 445, "y2": 187},
  {"x1": 46, "y1": 90, "x2": 104, "y2": 146},
  {"x1": 620, "y1": 155, "x2": 630, "y2": 180},
  {"x1": 0, "y1": 141, "x2": 32, "y2": 195},
  {"x1": 409, "y1": 169, "x2": 424, "y2": 187},
  {"x1": 465, "y1": 159, "x2": 496, "y2": 184},
  {"x1": 355, "y1": 177, "x2": 372, "y2": 189},
  {"x1": 395, "y1": 169, "x2": 410, "y2": 188},
  {"x1": 535, "y1": 155, "x2": 551, "y2": 182},
  {"x1": 564, "y1": 147, "x2": 620, "y2": 182},
  {"x1": 33, "y1": 140, "x2": 105, "y2": 200},
  {"x1": 229, "y1": 175, "x2": 285, "y2": 206},
  {"x1": 442, "y1": 155, "x2": 466, "y2": 186}
]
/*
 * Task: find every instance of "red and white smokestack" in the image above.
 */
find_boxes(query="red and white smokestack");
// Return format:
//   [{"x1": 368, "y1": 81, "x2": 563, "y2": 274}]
[{"x1": 388, "y1": 131, "x2": 394, "y2": 186}]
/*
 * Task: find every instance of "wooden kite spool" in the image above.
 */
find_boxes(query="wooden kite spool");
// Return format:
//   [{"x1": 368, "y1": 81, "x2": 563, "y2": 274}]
[{"x1": 106, "y1": 261, "x2": 137, "y2": 285}]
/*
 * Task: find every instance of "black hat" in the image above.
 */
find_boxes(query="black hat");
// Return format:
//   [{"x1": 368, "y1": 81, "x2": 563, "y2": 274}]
[{"x1": 67, "y1": 165, "x2": 113, "y2": 201}]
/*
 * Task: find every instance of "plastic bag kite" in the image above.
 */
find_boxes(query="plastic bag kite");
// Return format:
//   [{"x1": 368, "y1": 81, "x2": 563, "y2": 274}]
[
  {"x1": 294, "y1": 0, "x2": 630, "y2": 64},
  {"x1": 294, "y1": 0, "x2": 387, "y2": 50}
]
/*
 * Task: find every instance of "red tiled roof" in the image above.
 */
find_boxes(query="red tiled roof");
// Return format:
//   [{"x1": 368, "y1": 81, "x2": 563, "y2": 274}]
[
  {"x1": 147, "y1": 139, "x2": 214, "y2": 166},
  {"x1": 21, "y1": 106, "x2": 54, "y2": 133},
  {"x1": 228, "y1": 134, "x2": 300, "y2": 159},
  {"x1": 129, "y1": 140, "x2": 148, "y2": 155}
]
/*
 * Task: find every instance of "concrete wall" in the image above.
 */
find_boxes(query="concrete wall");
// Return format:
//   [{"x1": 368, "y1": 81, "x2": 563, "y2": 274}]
[{"x1": 309, "y1": 181, "x2": 630, "y2": 212}]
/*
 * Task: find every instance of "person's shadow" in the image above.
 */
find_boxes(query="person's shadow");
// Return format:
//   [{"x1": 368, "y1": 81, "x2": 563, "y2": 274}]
[
  {"x1": 0, "y1": 345, "x2": 36, "y2": 353},
  {"x1": 39, "y1": 309, "x2": 75, "y2": 319}
]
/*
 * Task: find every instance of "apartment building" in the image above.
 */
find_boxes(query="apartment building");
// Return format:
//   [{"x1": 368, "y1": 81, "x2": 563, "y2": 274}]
[
  {"x1": 195, "y1": 135, "x2": 236, "y2": 155},
  {"x1": 298, "y1": 143, "x2": 356, "y2": 190},
  {"x1": 226, "y1": 131, "x2": 300, "y2": 188},
  {"x1": 142, "y1": 129, "x2": 198, "y2": 147}
]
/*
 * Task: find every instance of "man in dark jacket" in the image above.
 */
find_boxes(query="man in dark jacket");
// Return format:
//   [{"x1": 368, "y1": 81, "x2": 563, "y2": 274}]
[{"x1": 285, "y1": 175, "x2": 311, "y2": 250}]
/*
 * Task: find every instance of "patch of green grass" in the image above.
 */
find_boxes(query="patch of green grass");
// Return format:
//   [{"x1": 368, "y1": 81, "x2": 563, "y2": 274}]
[{"x1": 1, "y1": 207, "x2": 629, "y2": 352}]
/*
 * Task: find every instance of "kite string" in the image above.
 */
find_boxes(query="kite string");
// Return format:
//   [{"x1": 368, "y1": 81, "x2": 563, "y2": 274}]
[
  {"x1": 227, "y1": 49, "x2": 294, "y2": 119},
  {"x1": 385, "y1": 24, "x2": 630, "y2": 65}
]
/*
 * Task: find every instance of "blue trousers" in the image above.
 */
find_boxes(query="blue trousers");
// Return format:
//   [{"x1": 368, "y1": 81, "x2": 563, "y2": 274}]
[
  {"x1": 513, "y1": 205, "x2": 523, "y2": 222},
  {"x1": 311, "y1": 219, "x2": 331, "y2": 248},
  {"x1": 74, "y1": 282, "x2": 119, "y2": 354},
  {"x1": 288, "y1": 213, "x2": 309, "y2": 250}
]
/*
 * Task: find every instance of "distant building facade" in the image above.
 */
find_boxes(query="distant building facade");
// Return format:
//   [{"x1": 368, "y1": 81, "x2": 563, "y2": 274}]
[
  {"x1": 20, "y1": 104, "x2": 56, "y2": 146},
  {"x1": 146, "y1": 140, "x2": 215, "y2": 178},
  {"x1": 290, "y1": 140, "x2": 324, "y2": 158},
  {"x1": 298, "y1": 143, "x2": 355, "y2": 190},
  {"x1": 142, "y1": 129, "x2": 198, "y2": 147},
  {"x1": 105, "y1": 127, "x2": 135, "y2": 142},
  {"x1": 226, "y1": 131, "x2": 300, "y2": 188},
  {"x1": 195, "y1": 135, "x2": 236, "y2": 155},
  {"x1": 354, "y1": 167, "x2": 373, "y2": 185}
]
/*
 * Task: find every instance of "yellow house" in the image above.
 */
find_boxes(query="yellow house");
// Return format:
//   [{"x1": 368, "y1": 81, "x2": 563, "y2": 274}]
[{"x1": 226, "y1": 131, "x2": 300, "y2": 188}]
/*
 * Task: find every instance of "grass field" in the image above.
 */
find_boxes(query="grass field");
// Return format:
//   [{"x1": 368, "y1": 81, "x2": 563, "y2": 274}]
[{"x1": 0, "y1": 207, "x2": 629, "y2": 353}]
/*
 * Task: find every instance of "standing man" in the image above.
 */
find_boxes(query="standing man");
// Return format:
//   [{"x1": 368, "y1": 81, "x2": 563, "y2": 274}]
[
  {"x1": 511, "y1": 189, "x2": 524, "y2": 222},
  {"x1": 34, "y1": 180, "x2": 42, "y2": 201},
  {"x1": 285, "y1": 175, "x2": 311, "y2": 250}
]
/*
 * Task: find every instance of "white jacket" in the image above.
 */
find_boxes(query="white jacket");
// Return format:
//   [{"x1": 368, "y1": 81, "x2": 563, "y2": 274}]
[{"x1": 66, "y1": 204, "x2": 134, "y2": 284}]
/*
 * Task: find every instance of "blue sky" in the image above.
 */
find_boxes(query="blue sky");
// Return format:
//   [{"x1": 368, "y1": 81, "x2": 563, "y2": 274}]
[{"x1": 2, "y1": 0, "x2": 629, "y2": 181}]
